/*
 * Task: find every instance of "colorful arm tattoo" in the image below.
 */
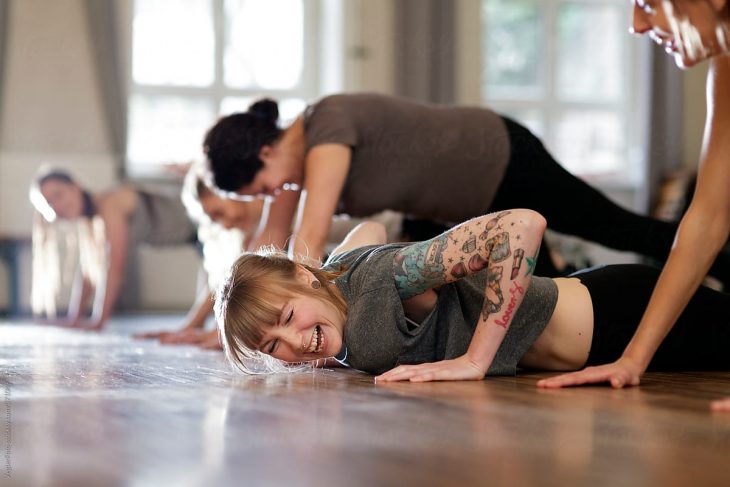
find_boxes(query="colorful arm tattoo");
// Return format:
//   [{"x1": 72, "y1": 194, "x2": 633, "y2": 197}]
[
  {"x1": 392, "y1": 211, "x2": 521, "y2": 302},
  {"x1": 393, "y1": 234, "x2": 449, "y2": 300},
  {"x1": 391, "y1": 210, "x2": 545, "y2": 377}
]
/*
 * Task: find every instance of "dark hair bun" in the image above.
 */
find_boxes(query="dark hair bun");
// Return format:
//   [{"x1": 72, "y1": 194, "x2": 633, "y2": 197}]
[{"x1": 248, "y1": 99, "x2": 279, "y2": 125}]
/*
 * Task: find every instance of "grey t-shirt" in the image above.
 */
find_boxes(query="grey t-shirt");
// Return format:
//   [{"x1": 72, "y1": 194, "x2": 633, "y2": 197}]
[
  {"x1": 304, "y1": 94, "x2": 511, "y2": 225},
  {"x1": 325, "y1": 244, "x2": 558, "y2": 376},
  {"x1": 128, "y1": 189, "x2": 197, "y2": 246}
]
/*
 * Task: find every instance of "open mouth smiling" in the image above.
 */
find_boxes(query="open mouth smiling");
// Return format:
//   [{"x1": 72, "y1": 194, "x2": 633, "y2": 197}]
[{"x1": 306, "y1": 325, "x2": 324, "y2": 354}]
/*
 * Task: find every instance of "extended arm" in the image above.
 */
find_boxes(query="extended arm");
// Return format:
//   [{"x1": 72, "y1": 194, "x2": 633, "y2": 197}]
[
  {"x1": 539, "y1": 56, "x2": 730, "y2": 389},
  {"x1": 247, "y1": 190, "x2": 300, "y2": 252},
  {"x1": 377, "y1": 209, "x2": 547, "y2": 382},
  {"x1": 87, "y1": 205, "x2": 130, "y2": 330},
  {"x1": 66, "y1": 268, "x2": 92, "y2": 325},
  {"x1": 289, "y1": 144, "x2": 351, "y2": 261}
]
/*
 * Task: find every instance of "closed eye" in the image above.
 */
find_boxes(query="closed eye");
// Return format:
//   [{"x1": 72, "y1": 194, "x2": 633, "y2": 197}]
[
  {"x1": 266, "y1": 339, "x2": 278, "y2": 355},
  {"x1": 285, "y1": 309, "x2": 293, "y2": 324}
]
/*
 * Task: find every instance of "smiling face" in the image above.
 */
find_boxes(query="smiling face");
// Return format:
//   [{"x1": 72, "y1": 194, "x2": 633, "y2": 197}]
[
  {"x1": 631, "y1": 0, "x2": 730, "y2": 68},
  {"x1": 39, "y1": 178, "x2": 84, "y2": 220},
  {"x1": 257, "y1": 269, "x2": 346, "y2": 363}
]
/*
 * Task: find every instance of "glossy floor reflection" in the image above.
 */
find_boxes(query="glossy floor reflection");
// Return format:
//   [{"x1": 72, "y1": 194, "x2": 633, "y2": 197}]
[{"x1": 1, "y1": 318, "x2": 730, "y2": 487}]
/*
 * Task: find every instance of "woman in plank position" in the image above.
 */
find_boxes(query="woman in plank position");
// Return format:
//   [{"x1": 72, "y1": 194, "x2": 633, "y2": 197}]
[
  {"x1": 30, "y1": 168, "x2": 197, "y2": 330},
  {"x1": 202, "y1": 94, "x2": 730, "y2": 280},
  {"x1": 539, "y1": 0, "x2": 730, "y2": 413}
]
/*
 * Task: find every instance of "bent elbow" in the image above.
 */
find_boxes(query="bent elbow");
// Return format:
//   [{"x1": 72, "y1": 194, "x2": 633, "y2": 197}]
[{"x1": 515, "y1": 209, "x2": 547, "y2": 239}]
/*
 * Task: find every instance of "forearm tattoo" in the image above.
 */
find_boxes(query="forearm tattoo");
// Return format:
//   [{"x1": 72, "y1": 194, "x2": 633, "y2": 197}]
[
  {"x1": 481, "y1": 265, "x2": 504, "y2": 321},
  {"x1": 511, "y1": 248, "x2": 525, "y2": 280},
  {"x1": 525, "y1": 244, "x2": 540, "y2": 276}
]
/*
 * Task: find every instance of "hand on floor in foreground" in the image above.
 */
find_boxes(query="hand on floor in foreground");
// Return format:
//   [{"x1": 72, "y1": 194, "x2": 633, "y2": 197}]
[
  {"x1": 536, "y1": 357, "x2": 643, "y2": 389},
  {"x1": 375, "y1": 355, "x2": 485, "y2": 382}
]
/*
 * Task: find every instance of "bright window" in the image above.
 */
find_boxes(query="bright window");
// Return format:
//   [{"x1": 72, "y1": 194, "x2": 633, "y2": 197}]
[
  {"x1": 482, "y1": 0, "x2": 648, "y2": 186},
  {"x1": 127, "y1": 0, "x2": 319, "y2": 177}
]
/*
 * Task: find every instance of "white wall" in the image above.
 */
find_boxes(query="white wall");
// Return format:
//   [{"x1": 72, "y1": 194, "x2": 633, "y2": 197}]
[
  {"x1": 341, "y1": 0, "x2": 395, "y2": 93},
  {"x1": 456, "y1": 0, "x2": 483, "y2": 105},
  {"x1": 0, "y1": 0, "x2": 116, "y2": 237},
  {"x1": 0, "y1": 0, "x2": 198, "y2": 313}
]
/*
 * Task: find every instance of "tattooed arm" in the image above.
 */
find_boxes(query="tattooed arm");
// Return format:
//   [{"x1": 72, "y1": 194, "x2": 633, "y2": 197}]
[{"x1": 376, "y1": 209, "x2": 546, "y2": 382}]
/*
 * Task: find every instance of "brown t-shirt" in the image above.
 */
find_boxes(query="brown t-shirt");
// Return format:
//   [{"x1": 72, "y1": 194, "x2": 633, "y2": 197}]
[{"x1": 303, "y1": 93, "x2": 511, "y2": 224}]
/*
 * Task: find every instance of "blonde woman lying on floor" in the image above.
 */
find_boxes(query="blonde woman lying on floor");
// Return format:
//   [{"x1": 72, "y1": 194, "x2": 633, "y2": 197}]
[{"x1": 214, "y1": 211, "x2": 730, "y2": 412}]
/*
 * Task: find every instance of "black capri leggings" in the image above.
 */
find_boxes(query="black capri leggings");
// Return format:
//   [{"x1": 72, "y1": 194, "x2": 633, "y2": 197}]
[
  {"x1": 573, "y1": 264, "x2": 730, "y2": 371},
  {"x1": 489, "y1": 118, "x2": 676, "y2": 270},
  {"x1": 489, "y1": 117, "x2": 730, "y2": 282},
  {"x1": 405, "y1": 117, "x2": 730, "y2": 281}
]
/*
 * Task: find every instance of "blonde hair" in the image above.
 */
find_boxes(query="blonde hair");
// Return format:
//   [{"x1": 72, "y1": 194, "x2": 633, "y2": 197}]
[
  {"x1": 215, "y1": 248, "x2": 347, "y2": 374},
  {"x1": 29, "y1": 169, "x2": 106, "y2": 318}
]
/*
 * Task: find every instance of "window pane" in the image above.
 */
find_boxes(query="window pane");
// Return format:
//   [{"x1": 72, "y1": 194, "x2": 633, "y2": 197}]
[
  {"x1": 553, "y1": 110, "x2": 626, "y2": 178},
  {"x1": 556, "y1": 2, "x2": 623, "y2": 102},
  {"x1": 224, "y1": 0, "x2": 304, "y2": 89},
  {"x1": 482, "y1": 0, "x2": 543, "y2": 99},
  {"x1": 220, "y1": 97, "x2": 306, "y2": 124},
  {"x1": 127, "y1": 95, "x2": 215, "y2": 167},
  {"x1": 219, "y1": 97, "x2": 253, "y2": 116},
  {"x1": 132, "y1": 0, "x2": 214, "y2": 86}
]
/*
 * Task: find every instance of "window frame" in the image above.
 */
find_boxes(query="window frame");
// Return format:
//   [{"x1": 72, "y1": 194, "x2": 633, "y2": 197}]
[
  {"x1": 124, "y1": 0, "x2": 322, "y2": 178},
  {"x1": 476, "y1": 0, "x2": 651, "y2": 191}
]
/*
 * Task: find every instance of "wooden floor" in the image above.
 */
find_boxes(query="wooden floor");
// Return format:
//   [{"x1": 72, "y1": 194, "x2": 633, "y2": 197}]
[{"x1": 1, "y1": 318, "x2": 730, "y2": 487}]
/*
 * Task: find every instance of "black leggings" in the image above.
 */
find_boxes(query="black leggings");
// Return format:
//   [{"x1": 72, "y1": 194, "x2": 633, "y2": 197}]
[
  {"x1": 405, "y1": 117, "x2": 730, "y2": 280},
  {"x1": 573, "y1": 264, "x2": 730, "y2": 370},
  {"x1": 489, "y1": 117, "x2": 680, "y2": 278}
]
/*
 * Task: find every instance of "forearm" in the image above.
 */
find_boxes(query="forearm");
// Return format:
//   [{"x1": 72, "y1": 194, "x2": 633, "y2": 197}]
[
  {"x1": 463, "y1": 214, "x2": 545, "y2": 372},
  {"x1": 625, "y1": 60, "x2": 730, "y2": 369},
  {"x1": 247, "y1": 191, "x2": 299, "y2": 252},
  {"x1": 92, "y1": 247, "x2": 128, "y2": 327},
  {"x1": 92, "y1": 269, "x2": 123, "y2": 327},
  {"x1": 394, "y1": 209, "x2": 546, "y2": 373},
  {"x1": 623, "y1": 208, "x2": 730, "y2": 369},
  {"x1": 248, "y1": 227, "x2": 289, "y2": 252},
  {"x1": 247, "y1": 207, "x2": 293, "y2": 252},
  {"x1": 67, "y1": 274, "x2": 91, "y2": 322},
  {"x1": 289, "y1": 225, "x2": 328, "y2": 263}
]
